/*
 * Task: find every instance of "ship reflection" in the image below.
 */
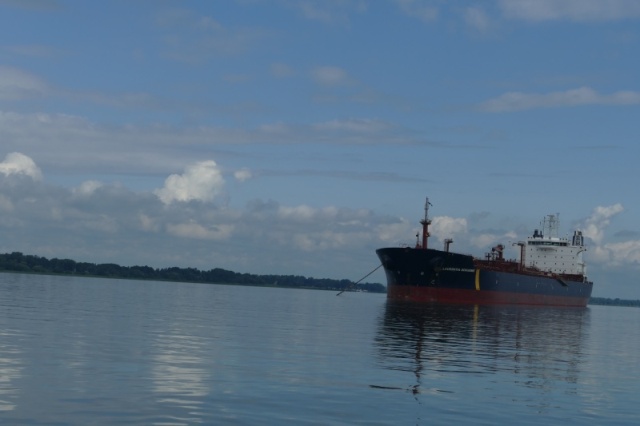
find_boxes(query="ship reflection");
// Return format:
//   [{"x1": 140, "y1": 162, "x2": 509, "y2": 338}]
[{"x1": 374, "y1": 302, "x2": 590, "y2": 394}]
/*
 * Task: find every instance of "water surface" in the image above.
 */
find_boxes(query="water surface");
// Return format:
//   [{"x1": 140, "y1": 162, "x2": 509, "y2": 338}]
[{"x1": 0, "y1": 273, "x2": 638, "y2": 424}]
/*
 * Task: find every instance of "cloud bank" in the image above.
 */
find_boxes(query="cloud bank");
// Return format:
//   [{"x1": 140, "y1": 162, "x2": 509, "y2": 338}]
[
  {"x1": 479, "y1": 87, "x2": 640, "y2": 112},
  {"x1": 1, "y1": 153, "x2": 636, "y2": 275}
]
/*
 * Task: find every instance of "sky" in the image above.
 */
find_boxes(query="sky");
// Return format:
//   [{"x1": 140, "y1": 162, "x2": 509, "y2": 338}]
[{"x1": 0, "y1": 0, "x2": 639, "y2": 299}]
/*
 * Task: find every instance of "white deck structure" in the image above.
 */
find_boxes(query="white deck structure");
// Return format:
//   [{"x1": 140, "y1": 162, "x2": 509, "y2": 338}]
[{"x1": 524, "y1": 214, "x2": 587, "y2": 276}]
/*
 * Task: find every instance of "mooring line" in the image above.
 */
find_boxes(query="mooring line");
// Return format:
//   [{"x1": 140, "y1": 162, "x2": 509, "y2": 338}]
[{"x1": 336, "y1": 263, "x2": 383, "y2": 296}]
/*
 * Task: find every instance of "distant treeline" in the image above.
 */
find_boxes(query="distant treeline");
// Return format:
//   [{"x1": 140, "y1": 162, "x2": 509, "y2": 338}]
[
  {"x1": 588, "y1": 297, "x2": 640, "y2": 307},
  {"x1": 0, "y1": 252, "x2": 386, "y2": 293}
]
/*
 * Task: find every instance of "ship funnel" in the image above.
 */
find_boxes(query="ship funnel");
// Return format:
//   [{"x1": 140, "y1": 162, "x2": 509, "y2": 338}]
[{"x1": 572, "y1": 230, "x2": 584, "y2": 246}]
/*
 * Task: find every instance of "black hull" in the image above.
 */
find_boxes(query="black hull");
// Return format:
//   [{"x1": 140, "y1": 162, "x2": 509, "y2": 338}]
[{"x1": 376, "y1": 247, "x2": 593, "y2": 307}]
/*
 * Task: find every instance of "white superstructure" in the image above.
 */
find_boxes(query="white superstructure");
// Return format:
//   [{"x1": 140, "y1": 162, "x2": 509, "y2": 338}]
[{"x1": 524, "y1": 214, "x2": 587, "y2": 276}]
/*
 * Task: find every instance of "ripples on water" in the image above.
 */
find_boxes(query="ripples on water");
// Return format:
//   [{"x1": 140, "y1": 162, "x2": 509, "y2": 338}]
[
  {"x1": 377, "y1": 302, "x2": 588, "y2": 378},
  {"x1": 0, "y1": 273, "x2": 639, "y2": 425},
  {"x1": 374, "y1": 302, "x2": 640, "y2": 425}
]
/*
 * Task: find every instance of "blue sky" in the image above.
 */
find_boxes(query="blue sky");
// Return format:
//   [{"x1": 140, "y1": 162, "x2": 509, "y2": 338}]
[{"x1": 1, "y1": 0, "x2": 639, "y2": 298}]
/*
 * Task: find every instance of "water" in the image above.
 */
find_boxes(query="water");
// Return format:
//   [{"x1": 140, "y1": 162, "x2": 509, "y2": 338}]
[{"x1": 0, "y1": 273, "x2": 638, "y2": 425}]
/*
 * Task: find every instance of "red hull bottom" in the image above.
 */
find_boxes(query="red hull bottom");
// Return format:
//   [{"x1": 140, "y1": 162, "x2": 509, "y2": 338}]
[{"x1": 388, "y1": 286, "x2": 589, "y2": 307}]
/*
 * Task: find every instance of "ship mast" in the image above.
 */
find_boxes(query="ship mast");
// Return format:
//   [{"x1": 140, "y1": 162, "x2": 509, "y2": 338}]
[
  {"x1": 419, "y1": 197, "x2": 432, "y2": 249},
  {"x1": 542, "y1": 213, "x2": 560, "y2": 238}
]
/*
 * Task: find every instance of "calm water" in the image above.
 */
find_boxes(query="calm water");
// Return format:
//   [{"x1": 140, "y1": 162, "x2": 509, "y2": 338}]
[{"x1": 0, "y1": 273, "x2": 638, "y2": 425}]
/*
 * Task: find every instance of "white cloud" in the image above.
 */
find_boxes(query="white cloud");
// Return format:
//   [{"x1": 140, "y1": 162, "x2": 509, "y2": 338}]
[
  {"x1": 0, "y1": 153, "x2": 636, "y2": 294},
  {"x1": 581, "y1": 203, "x2": 624, "y2": 244},
  {"x1": 0, "y1": 152, "x2": 42, "y2": 180},
  {"x1": 311, "y1": 66, "x2": 349, "y2": 86},
  {"x1": 430, "y1": 216, "x2": 468, "y2": 243},
  {"x1": 278, "y1": 204, "x2": 333, "y2": 221},
  {"x1": 275, "y1": 205, "x2": 352, "y2": 224},
  {"x1": 588, "y1": 245, "x2": 612, "y2": 264},
  {"x1": 479, "y1": 87, "x2": 640, "y2": 112},
  {"x1": 73, "y1": 180, "x2": 103, "y2": 196},
  {"x1": 587, "y1": 236, "x2": 640, "y2": 269},
  {"x1": 601, "y1": 240, "x2": 640, "y2": 266},
  {"x1": 499, "y1": 0, "x2": 640, "y2": 22},
  {"x1": 375, "y1": 219, "x2": 413, "y2": 244},
  {"x1": 469, "y1": 230, "x2": 517, "y2": 250},
  {"x1": 0, "y1": 66, "x2": 48, "y2": 100},
  {"x1": 471, "y1": 233, "x2": 501, "y2": 249},
  {"x1": 575, "y1": 203, "x2": 640, "y2": 278},
  {"x1": 154, "y1": 160, "x2": 225, "y2": 205},
  {"x1": 290, "y1": 228, "x2": 369, "y2": 252},
  {"x1": 233, "y1": 168, "x2": 252, "y2": 182},
  {"x1": 167, "y1": 221, "x2": 234, "y2": 240}
]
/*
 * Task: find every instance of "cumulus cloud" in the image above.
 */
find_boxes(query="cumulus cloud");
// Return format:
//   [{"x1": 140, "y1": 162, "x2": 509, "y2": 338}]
[
  {"x1": 0, "y1": 152, "x2": 42, "y2": 180},
  {"x1": 375, "y1": 219, "x2": 413, "y2": 244},
  {"x1": 586, "y1": 232, "x2": 640, "y2": 270},
  {"x1": 479, "y1": 87, "x2": 640, "y2": 112},
  {"x1": 576, "y1": 203, "x2": 640, "y2": 270},
  {"x1": 581, "y1": 203, "x2": 624, "y2": 244},
  {"x1": 601, "y1": 240, "x2": 640, "y2": 266},
  {"x1": 499, "y1": 0, "x2": 640, "y2": 22},
  {"x1": 430, "y1": 216, "x2": 468, "y2": 243},
  {"x1": 154, "y1": 160, "x2": 225, "y2": 205}
]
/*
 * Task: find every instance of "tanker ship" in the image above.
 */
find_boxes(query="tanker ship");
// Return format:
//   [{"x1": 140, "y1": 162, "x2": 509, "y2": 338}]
[{"x1": 376, "y1": 198, "x2": 593, "y2": 307}]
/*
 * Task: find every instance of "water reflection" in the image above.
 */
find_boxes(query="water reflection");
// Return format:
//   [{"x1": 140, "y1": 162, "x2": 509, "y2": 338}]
[
  {"x1": 150, "y1": 323, "x2": 213, "y2": 424},
  {"x1": 375, "y1": 302, "x2": 590, "y2": 394},
  {"x1": 0, "y1": 334, "x2": 22, "y2": 412}
]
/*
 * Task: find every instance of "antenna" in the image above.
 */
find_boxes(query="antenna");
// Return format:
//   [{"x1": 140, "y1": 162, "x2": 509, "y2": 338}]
[
  {"x1": 544, "y1": 213, "x2": 559, "y2": 238},
  {"x1": 419, "y1": 197, "x2": 432, "y2": 249}
]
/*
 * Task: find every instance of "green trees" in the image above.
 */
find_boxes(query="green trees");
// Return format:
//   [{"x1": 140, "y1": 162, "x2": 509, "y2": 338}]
[{"x1": 0, "y1": 252, "x2": 386, "y2": 293}]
